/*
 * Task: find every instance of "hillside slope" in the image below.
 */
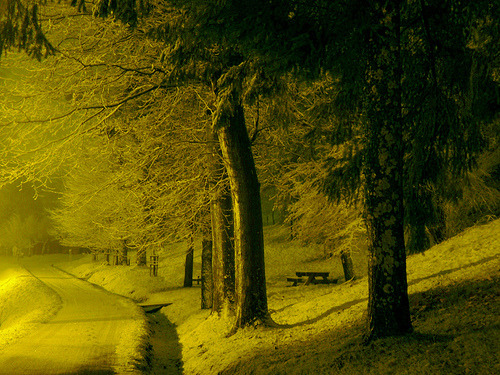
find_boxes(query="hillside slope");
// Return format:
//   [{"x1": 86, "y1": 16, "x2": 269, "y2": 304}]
[
  {"x1": 58, "y1": 219, "x2": 499, "y2": 374},
  {"x1": 176, "y1": 219, "x2": 499, "y2": 374}
]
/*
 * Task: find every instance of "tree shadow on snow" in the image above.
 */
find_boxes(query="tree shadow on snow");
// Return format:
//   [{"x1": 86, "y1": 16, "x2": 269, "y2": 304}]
[
  {"x1": 272, "y1": 298, "x2": 367, "y2": 328},
  {"x1": 408, "y1": 254, "x2": 499, "y2": 286},
  {"x1": 63, "y1": 369, "x2": 115, "y2": 374},
  {"x1": 224, "y1": 275, "x2": 499, "y2": 374}
]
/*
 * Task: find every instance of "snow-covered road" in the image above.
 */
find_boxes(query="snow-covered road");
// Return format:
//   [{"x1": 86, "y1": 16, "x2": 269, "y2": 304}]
[{"x1": 0, "y1": 258, "x2": 146, "y2": 375}]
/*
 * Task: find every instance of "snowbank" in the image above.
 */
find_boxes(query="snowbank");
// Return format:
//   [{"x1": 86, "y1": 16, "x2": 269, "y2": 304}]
[{"x1": 0, "y1": 260, "x2": 62, "y2": 349}]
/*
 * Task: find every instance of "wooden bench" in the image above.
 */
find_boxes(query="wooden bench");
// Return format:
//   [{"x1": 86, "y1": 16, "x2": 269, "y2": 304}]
[
  {"x1": 192, "y1": 276, "x2": 202, "y2": 285},
  {"x1": 286, "y1": 277, "x2": 304, "y2": 286}
]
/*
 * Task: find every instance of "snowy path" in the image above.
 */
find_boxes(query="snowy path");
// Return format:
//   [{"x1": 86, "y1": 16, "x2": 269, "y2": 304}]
[{"x1": 0, "y1": 259, "x2": 145, "y2": 375}]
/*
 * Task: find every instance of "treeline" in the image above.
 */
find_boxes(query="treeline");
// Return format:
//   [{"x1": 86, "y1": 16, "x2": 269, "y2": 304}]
[{"x1": 0, "y1": 0, "x2": 498, "y2": 340}]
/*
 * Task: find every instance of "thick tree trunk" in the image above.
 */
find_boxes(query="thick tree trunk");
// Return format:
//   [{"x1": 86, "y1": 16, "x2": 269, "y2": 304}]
[
  {"x1": 217, "y1": 95, "x2": 269, "y2": 327},
  {"x1": 184, "y1": 235, "x2": 194, "y2": 288},
  {"x1": 201, "y1": 237, "x2": 213, "y2": 309},
  {"x1": 119, "y1": 242, "x2": 128, "y2": 265},
  {"x1": 208, "y1": 121, "x2": 236, "y2": 314},
  {"x1": 340, "y1": 250, "x2": 355, "y2": 281},
  {"x1": 364, "y1": 0, "x2": 412, "y2": 340},
  {"x1": 210, "y1": 172, "x2": 235, "y2": 313}
]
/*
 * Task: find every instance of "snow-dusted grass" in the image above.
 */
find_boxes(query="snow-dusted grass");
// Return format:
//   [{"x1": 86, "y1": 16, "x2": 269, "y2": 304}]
[
  {"x1": 0, "y1": 260, "x2": 62, "y2": 349},
  {"x1": 56, "y1": 219, "x2": 499, "y2": 374},
  {"x1": 63, "y1": 256, "x2": 171, "y2": 303}
]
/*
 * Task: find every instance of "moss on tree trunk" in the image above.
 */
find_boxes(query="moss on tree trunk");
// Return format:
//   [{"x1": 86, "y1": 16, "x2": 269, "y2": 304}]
[{"x1": 364, "y1": 0, "x2": 412, "y2": 340}]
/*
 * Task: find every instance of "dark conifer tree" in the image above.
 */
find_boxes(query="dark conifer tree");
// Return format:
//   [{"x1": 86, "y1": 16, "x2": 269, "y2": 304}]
[
  {"x1": 319, "y1": 0, "x2": 498, "y2": 338},
  {"x1": 0, "y1": 0, "x2": 55, "y2": 60}
]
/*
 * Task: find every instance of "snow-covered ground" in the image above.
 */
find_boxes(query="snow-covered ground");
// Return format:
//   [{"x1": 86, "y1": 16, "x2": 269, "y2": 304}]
[
  {"x1": 0, "y1": 257, "x2": 149, "y2": 374},
  {"x1": 0, "y1": 260, "x2": 61, "y2": 350},
  {"x1": 1, "y1": 219, "x2": 498, "y2": 374}
]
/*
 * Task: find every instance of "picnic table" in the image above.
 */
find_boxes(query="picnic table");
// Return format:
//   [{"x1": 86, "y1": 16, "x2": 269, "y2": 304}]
[{"x1": 287, "y1": 271, "x2": 338, "y2": 286}]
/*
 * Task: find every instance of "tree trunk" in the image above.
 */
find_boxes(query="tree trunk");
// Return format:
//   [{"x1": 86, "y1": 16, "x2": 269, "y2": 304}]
[
  {"x1": 340, "y1": 250, "x2": 355, "y2": 281},
  {"x1": 136, "y1": 247, "x2": 147, "y2": 266},
  {"x1": 184, "y1": 235, "x2": 194, "y2": 287},
  {"x1": 119, "y1": 242, "x2": 128, "y2": 265},
  {"x1": 364, "y1": 0, "x2": 412, "y2": 340},
  {"x1": 210, "y1": 154, "x2": 235, "y2": 313},
  {"x1": 217, "y1": 93, "x2": 269, "y2": 327},
  {"x1": 201, "y1": 237, "x2": 213, "y2": 309}
]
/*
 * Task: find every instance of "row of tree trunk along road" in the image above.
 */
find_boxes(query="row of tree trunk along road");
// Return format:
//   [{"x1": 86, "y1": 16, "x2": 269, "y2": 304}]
[{"x1": 0, "y1": 0, "x2": 498, "y2": 341}]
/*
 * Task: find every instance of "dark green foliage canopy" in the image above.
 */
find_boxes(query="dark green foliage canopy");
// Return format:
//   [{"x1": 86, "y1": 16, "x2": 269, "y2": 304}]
[
  {"x1": 318, "y1": 1, "x2": 499, "y2": 252},
  {"x1": 0, "y1": 0, "x2": 55, "y2": 60}
]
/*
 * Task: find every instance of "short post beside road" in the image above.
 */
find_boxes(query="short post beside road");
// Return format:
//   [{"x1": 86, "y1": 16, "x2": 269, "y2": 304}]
[{"x1": 150, "y1": 255, "x2": 159, "y2": 277}]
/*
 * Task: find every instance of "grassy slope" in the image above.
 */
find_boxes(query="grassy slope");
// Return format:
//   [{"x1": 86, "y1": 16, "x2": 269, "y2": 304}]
[{"x1": 59, "y1": 219, "x2": 499, "y2": 375}]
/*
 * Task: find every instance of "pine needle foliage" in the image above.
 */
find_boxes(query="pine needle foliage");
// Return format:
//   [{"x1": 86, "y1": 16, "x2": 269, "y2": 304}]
[
  {"x1": 0, "y1": 0, "x2": 55, "y2": 60},
  {"x1": 318, "y1": 0, "x2": 499, "y2": 254}
]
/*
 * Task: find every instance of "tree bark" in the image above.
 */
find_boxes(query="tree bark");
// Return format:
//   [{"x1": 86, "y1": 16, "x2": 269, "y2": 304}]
[
  {"x1": 183, "y1": 234, "x2": 194, "y2": 288},
  {"x1": 364, "y1": 0, "x2": 412, "y2": 340},
  {"x1": 119, "y1": 242, "x2": 128, "y2": 265},
  {"x1": 340, "y1": 250, "x2": 355, "y2": 281},
  {"x1": 217, "y1": 94, "x2": 269, "y2": 327},
  {"x1": 210, "y1": 147, "x2": 235, "y2": 313},
  {"x1": 201, "y1": 237, "x2": 213, "y2": 309}
]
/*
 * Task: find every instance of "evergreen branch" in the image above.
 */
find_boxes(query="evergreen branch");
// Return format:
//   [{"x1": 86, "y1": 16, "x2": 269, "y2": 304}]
[
  {"x1": 419, "y1": 0, "x2": 439, "y2": 88},
  {"x1": 39, "y1": 12, "x2": 90, "y2": 22}
]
